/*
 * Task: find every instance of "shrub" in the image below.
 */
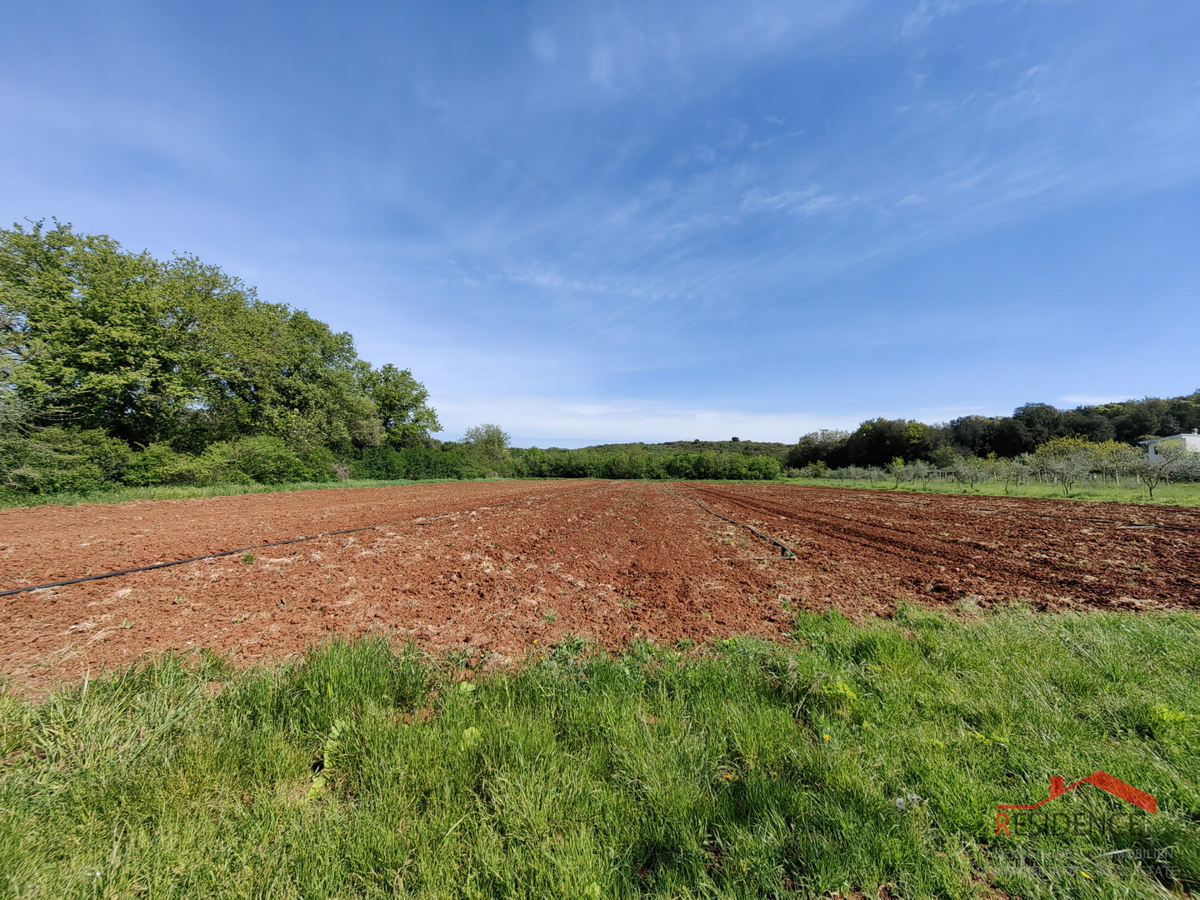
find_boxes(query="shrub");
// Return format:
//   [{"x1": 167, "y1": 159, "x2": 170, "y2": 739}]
[
  {"x1": 199, "y1": 436, "x2": 329, "y2": 485},
  {"x1": 354, "y1": 444, "x2": 472, "y2": 480},
  {"x1": 123, "y1": 443, "x2": 206, "y2": 486},
  {"x1": 4, "y1": 426, "x2": 130, "y2": 494}
]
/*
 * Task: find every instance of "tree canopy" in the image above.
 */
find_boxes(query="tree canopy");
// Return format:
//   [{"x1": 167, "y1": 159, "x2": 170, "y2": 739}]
[{"x1": 0, "y1": 220, "x2": 439, "y2": 459}]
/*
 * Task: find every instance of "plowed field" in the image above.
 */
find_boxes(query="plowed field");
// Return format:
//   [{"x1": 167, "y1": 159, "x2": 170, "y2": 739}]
[{"x1": 2, "y1": 481, "x2": 1197, "y2": 687}]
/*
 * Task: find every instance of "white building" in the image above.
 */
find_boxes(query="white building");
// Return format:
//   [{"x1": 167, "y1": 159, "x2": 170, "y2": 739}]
[{"x1": 1139, "y1": 430, "x2": 1200, "y2": 459}]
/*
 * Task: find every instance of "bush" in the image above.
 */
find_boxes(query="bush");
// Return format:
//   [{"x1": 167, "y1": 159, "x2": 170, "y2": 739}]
[
  {"x1": 4, "y1": 426, "x2": 130, "y2": 494},
  {"x1": 353, "y1": 445, "x2": 472, "y2": 481},
  {"x1": 199, "y1": 437, "x2": 333, "y2": 485},
  {"x1": 123, "y1": 443, "x2": 206, "y2": 486}
]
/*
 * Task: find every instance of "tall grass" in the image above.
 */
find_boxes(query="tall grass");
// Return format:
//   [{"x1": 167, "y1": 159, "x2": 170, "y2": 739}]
[{"x1": 1, "y1": 610, "x2": 1196, "y2": 898}]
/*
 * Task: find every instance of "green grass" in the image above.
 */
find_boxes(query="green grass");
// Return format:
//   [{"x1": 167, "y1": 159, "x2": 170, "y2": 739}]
[
  {"x1": 0, "y1": 478, "x2": 506, "y2": 510},
  {"x1": 782, "y1": 476, "x2": 1200, "y2": 507},
  {"x1": 1, "y1": 610, "x2": 1196, "y2": 898}
]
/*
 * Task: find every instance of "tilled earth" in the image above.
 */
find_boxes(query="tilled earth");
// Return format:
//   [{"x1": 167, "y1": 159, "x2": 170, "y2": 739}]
[{"x1": 1, "y1": 480, "x2": 1197, "y2": 688}]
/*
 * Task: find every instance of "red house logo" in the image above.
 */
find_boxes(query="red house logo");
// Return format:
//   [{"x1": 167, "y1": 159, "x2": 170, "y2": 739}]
[{"x1": 996, "y1": 772, "x2": 1156, "y2": 836}]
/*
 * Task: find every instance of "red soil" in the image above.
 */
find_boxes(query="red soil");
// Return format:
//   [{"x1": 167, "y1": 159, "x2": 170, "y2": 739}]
[{"x1": 1, "y1": 481, "x2": 1196, "y2": 688}]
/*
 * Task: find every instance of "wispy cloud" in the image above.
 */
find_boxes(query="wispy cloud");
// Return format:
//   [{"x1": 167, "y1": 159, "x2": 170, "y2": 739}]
[
  {"x1": 4, "y1": 0, "x2": 1199, "y2": 444},
  {"x1": 436, "y1": 394, "x2": 861, "y2": 447}
]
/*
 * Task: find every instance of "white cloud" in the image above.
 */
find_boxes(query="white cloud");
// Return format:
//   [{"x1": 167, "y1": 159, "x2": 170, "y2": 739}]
[{"x1": 741, "y1": 187, "x2": 846, "y2": 216}]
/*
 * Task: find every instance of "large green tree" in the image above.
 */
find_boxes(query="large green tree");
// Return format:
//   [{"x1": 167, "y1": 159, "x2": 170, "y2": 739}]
[
  {"x1": 1, "y1": 220, "x2": 435, "y2": 457},
  {"x1": 359, "y1": 364, "x2": 441, "y2": 448},
  {"x1": 0, "y1": 220, "x2": 199, "y2": 444}
]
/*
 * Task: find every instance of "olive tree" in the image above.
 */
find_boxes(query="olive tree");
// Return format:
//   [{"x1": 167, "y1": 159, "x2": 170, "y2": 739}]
[
  {"x1": 987, "y1": 456, "x2": 1030, "y2": 495},
  {"x1": 907, "y1": 459, "x2": 935, "y2": 490},
  {"x1": 1134, "y1": 441, "x2": 1200, "y2": 499},
  {"x1": 887, "y1": 457, "x2": 911, "y2": 489},
  {"x1": 1032, "y1": 437, "x2": 1096, "y2": 497},
  {"x1": 951, "y1": 457, "x2": 988, "y2": 492},
  {"x1": 1090, "y1": 440, "x2": 1141, "y2": 487}
]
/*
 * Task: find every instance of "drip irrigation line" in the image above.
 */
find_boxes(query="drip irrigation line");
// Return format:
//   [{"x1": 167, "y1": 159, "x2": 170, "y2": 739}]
[
  {"x1": 0, "y1": 485, "x2": 599, "y2": 599},
  {"x1": 668, "y1": 486, "x2": 795, "y2": 559}
]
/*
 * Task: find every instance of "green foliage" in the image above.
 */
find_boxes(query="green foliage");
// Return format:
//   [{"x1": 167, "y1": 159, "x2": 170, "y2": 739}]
[
  {"x1": 789, "y1": 391, "x2": 1200, "y2": 470},
  {"x1": 360, "y1": 363, "x2": 442, "y2": 448},
  {"x1": 950, "y1": 456, "x2": 989, "y2": 492},
  {"x1": 0, "y1": 220, "x2": 197, "y2": 445},
  {"x1": 198, "y1": 436, "x2": 335, "y2": 485},
  {"x1": 1, "y1": 426, "x2": 130, "y2": 493},
  {"x1": 0, "y1": 219, "x2": 441, "y2": 495},
  {"x1": 509, "y1": 446, "x2": 781, "y2": 480},
  {"x1": 1, "y1": 613, "x2": 1196, "y2": 897},
  {"x1": 354, "y1": 444, "x2": 475, "y2": 480},
  {"x1": 463, "y1": 423, "x2": 511, "y2": 469},
  {"x1": 121, "y1": 442, "x2": 206, "y2": 486},
  {"x1": 1134, "y1": 439, "x2": 1200, "y2": 499},
  {"x1": 788, "y1": 419, "x2": 949, "y2": 470},
  {"x1": 0, "y1": 478, "x2": 420, "y2": 510}
]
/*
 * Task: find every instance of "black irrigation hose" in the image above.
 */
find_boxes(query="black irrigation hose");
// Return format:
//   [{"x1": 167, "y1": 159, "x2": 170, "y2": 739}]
[
  {"x1": 0, "y1": 486, "x2": 598, "y2": 599},
  {"x1": 0, "y1": 526, "x2": 384, "y2": 598},
  {"x1": 668, "y1": 485, "x2": 796, "y2": 559}
]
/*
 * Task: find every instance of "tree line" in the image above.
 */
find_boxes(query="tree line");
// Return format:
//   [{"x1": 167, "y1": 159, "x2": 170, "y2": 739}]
[
  {"x1": 4, "y1": 220, "x2": 1196, "y2": 497},
  {"x1": 357, "y1": 439, "x2": 782, "y2": 482},
  {"x1": 786, "y1": 395, "x2": 1200, "y2": 471}
]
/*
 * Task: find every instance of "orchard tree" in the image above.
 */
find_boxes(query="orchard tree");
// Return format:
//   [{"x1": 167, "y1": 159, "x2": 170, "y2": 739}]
[
  {"x1": 1134, "y1": 440, "x2": 1200, "y2": 499},
  {"x1": 987, "y1": 455, "x2": 1031, "y2": 495},
  {"x1": 1033, "y1": 437, "x2": 1095, "y2": 496},
  {"x1": 1090, "y1": 440, "x2": 1141, "y2": 487},
  {"x1": 887, "y1": 457, "x2": 910, "y2": 489},
  {"x1": 951, "y1": 457, "x2": 988, "y2": 492},
  {"x1": 907, "y1": 459, "x2": 935, "y2": 490}
]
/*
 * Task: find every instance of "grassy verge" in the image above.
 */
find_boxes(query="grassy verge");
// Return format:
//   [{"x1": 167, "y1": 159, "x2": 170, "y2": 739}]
[
  {"x1": 781, "y1": 477, "x2": 1200, "y2": 507},
  {"x1": 1, "y1": 610, "x2": 1196, "y2": 898},
  {"x1": 0, "y1": 478, "x2": 504, "y2": 510}
]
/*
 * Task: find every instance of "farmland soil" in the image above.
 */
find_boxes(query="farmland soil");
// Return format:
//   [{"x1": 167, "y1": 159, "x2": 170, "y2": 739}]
[{"x1": 1, "y1": 481, "x2": 1196, "y2": 688}]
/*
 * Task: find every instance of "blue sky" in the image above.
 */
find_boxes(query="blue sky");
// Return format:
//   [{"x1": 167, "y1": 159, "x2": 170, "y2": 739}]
[{"x1": 3, "y1": 1, "x2": 1199, "y2": 447}]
